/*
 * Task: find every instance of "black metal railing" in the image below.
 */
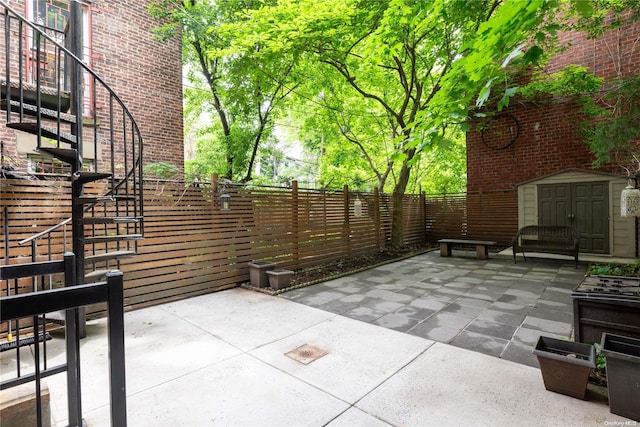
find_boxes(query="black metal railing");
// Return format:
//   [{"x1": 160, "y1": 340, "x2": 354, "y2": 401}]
[{"x1": 0, "y1": 253, "x2": 127, "y2": 427}]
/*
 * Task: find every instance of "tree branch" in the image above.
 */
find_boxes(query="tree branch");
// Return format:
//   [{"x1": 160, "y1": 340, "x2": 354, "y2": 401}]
[
  {"x1": 321, "y1": 58, "x2": 403, "y2": 126},
  {"x1": 192, "y1": 38, "x2": 234, "y2": 178}
]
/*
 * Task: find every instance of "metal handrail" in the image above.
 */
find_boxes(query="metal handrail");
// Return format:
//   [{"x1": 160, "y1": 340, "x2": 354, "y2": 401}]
[
  {"x1": 18, "y1": 217, "x2": 71, "y2": 245},
  {"x1": 0, "y1": 254, "x2": 128, "y2": 427}
]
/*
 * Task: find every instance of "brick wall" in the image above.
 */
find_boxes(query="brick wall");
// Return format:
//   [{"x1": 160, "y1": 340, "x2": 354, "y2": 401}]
[
  {"x1": 467, "y1": 18, "x2": 640, "y2": 192},
  {"x1": 90, "y1": 0, "x2": 183, "y2": 171},
  {"x1": 547, "y1": 16, "x2": 640, "y2": 78},
  {"x1": 0, "y1": 0, "x2": 183, "y2": 174},
  {"x1": 467, "y1": 101, "x2": 617, "y2": 192}
]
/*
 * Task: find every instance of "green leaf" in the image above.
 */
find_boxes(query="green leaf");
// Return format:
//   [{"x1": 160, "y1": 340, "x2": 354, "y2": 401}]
[
  {"x1": 522, "y1": 45, "x2": 544, "y2": 66},
  {"x1": 571, "y1": 0, "x2": 594, "y2": 18},
  {"x1": 390, "y1": 151, "x2": 407, "y2": 163},
  {"x1": 476, "y1": 78, "x2": 495, "y2": 108},
  {"x1": 502, "y1": 44, "x2": 524, "y2": 68},
  {"x1": 497, "y1": 87, "x2": 518, "y2": 111}
]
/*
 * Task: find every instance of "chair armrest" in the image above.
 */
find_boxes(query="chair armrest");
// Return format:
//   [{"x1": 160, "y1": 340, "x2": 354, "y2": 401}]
[{"x1": 511, "y1": 231, "x2": 523, "y2": 246}]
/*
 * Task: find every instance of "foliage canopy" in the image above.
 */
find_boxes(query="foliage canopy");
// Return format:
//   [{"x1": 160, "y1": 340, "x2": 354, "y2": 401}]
[{"x1": 149, "y1": 0, "x2": 640, "y2": 247}]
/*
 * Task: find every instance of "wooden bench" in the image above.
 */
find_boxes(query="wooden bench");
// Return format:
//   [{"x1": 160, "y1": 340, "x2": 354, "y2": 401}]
[
  {"x1": 511, "y1": 225, "x2": 580, "y2": 267},
  {"x1": 438, "y1": 239, "x2": 497, "y2": 260}
]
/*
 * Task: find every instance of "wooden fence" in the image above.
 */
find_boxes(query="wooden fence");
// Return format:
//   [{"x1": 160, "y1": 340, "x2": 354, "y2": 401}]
[
  {"x1": 1, "y1": 178, "x2": 425, "y2": 314},
  {"x1": 1, "y1": 179, "x2": 516, "y2": 316},
  {"x1": 425, "y1": 190, "x2": 519, "y2": 244}
]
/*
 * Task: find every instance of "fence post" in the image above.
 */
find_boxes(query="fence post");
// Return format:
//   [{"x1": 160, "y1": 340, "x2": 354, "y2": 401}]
[
  {"x1": 106, "y1": 270, "x2": 127, "y2": 427},
  {"x1": 421, "y1": 191, "x2": 427, "y2": 245},
  {"x1": 323, "y1": 189, "x2": 328, "y2": 252},
  {"x1": 212, "y1": 174, "x2": 219, "y2": 208},
  {"x1": 292, "y1": 180, "x2": 299, "y2": 266},
  {"x1": 343, "y1": 185, "x2": 351, "y2": 255},
  {"x1": 64, "y1": 252, "x2": 82, "y2": 427},
  {"x1": 374, "y1": 187, "x2": 381, "y2": 250}
]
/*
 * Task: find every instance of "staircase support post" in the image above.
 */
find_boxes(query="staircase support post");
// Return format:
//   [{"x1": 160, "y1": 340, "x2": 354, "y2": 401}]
[{"x1": 69, "y1": 0, "x2": 87, "y2": 340}]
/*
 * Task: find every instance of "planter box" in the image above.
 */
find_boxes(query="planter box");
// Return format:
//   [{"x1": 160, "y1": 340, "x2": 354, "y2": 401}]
[
  {"x1": 0, "y1": 382, "x2": 51, "y2": 427},
  {"x1": 572, "y1": 275, "x2": 640, "y2": 344},
  {"x1": 266, "y1": 269, "x2": 293, "y2": 290},
  {"x1": 532, "y1": 336, "x2": 595, "y2": 400},
  {"x1": 248, "y1": 261, "x2": 275, "y2": 288},
  {"x1": 600, "y1": 333, "x2": 640, "y2": 421}
]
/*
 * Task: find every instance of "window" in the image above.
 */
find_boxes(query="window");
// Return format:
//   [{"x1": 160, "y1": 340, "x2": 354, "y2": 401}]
[
  {"x1": 27, "y1": 153, "x2": 94, "y2": 178},
  {"x1": 26, "y1": 1, "x2": 93, "y2": 113}
]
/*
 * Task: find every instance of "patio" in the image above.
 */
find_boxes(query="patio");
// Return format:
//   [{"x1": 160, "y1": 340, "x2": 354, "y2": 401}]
[
  {"x1": 282, "y1": 250, "x2": 587, "y2": 368},
  {"x1": 2, "y1": 250, "x2": 632, "y2": 426}
]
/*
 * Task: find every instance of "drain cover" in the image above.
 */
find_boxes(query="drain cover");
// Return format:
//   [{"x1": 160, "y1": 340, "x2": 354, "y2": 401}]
[{"x1": 285, "y1": 344, "x2": 328, "y2": 365}]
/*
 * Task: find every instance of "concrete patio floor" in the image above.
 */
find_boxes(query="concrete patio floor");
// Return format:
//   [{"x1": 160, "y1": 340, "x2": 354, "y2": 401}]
[{"x1": 2, "y1": 250, "x2": 633, "y2": 426}]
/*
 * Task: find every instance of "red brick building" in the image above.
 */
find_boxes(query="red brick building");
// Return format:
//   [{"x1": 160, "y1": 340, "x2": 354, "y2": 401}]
[
  {"x1": 466, "y1": 18, "x2": 640, "y2": 257},
  {"x1": 1, "y1": 0, "x2": 183, "y2": 175}
]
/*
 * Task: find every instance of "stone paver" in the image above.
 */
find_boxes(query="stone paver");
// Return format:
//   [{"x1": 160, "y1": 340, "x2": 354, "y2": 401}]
[
  {"x1": 465, "y1": 318, "x2": 518, "y2": 340},
  {"x1": 450, "y1": 330, "x2": 510, "y2": 357},
  {"x1": 282, "y1": 250, "x2": 584, "y2": 367},
  {"x1": 409, "y1": 322, "x2": 461, "y2": 343}
]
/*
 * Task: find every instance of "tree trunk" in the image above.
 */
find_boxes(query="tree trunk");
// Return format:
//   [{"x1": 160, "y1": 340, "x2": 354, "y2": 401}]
[
  {"x1": 226, "y1": 152, "x2": 233, "y2": 179},
  {"x1": 389, "y1": 151, "x2": 414, "y2": 248},
  {"x1": 243, "y1": 118, "x2": 267, "y2": 182}
]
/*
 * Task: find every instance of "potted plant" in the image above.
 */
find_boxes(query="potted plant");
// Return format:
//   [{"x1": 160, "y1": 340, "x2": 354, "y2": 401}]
[
  {"x1": 266, "y1": 269, "x2": 294, "y2": 290},
  {"x1": 532, "y1": 336, "x2": 596, "y2": 400},
  {"x1": 600, "y1": 333, "x2": 640, "y2": 421}
]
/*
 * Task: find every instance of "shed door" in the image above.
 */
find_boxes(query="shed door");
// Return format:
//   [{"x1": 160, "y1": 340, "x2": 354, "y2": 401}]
[{"x1": 538, "y1": 182, "x2": 609, "y2": 254}]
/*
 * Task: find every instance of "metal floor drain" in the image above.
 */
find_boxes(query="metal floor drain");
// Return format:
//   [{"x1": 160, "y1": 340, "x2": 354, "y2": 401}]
[{"x1": 285, "y1": 344, "x2": 328, "y2": 365}]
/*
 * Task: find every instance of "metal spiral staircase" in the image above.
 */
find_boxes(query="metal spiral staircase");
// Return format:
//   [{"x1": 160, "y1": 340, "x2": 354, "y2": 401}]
[{"x1": 1, "y1": 2, "x2": 144, "y2": 309}]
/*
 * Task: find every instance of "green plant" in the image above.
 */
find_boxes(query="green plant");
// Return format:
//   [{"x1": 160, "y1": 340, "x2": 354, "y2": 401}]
[
  {"x1": 520, "y1": 65, "x2": 604, "y2": 101},
  {"x1": 593, "y1": 343, "x2": 606, "y2": 371},
  {"x1": 144, "y1": 161, "x2": 180, "y2": 180},
  {"x1": 588, "y1": 259, "x2": 640, "y2": 277},
  {"x1": 590, "y1": 342, "x2": 607, "y2": 386},
  {"x1": 582, "y1": 73, "x2": 640, "y2": 171}
]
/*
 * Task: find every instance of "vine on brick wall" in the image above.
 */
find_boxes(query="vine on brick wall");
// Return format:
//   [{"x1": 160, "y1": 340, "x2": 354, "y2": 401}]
[
  {"x1": 569, "y1": 1, "x2": 640, "y2": 174},
  {"x1": 582, "y1": 73, "x2": 640, "y2": 173}
]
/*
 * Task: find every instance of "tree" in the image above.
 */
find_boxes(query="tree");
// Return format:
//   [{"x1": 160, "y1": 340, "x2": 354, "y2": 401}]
[
  {"x1": 236, "y1": 0, "x2": 555, "y2": 247},
  {"x1": 290, "y1": 73, "x2": 399, "y2": 192},
  {"x1": 291, "y1": 80, "x2": 467, "y2": 194},
  {"x1": 148, "y1": 0, "x2": 299, "y2": 182}
]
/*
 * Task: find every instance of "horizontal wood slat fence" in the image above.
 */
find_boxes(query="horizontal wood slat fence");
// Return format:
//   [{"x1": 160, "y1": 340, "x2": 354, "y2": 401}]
[
  {"x1": 1, "y1": 178, "x2": 517, "y2": 317},
  {"x1": 425, "y1": 190, "x2": 518, "y2": 243}
]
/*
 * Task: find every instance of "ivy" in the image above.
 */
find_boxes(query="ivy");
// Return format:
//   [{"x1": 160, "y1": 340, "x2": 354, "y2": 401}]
[
  {"x1": 582, "y1": 74, "x2": 640, "y2": 169},
  {"x1": 520, "y1": 65, "x2": 604, "y2": 100}
]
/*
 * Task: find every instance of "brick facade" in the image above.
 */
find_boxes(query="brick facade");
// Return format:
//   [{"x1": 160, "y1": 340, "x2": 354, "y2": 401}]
[
  {"x1": 0, "y1": 0, "x2": 183, "y2": 174},
  {"x1": 89, "y1": 0, "x2": 183, "y2": 170},
  {"x1": 467, "y1": 18, "x2": 640, "y2": 192},
  {"x1": 467, "y1": 100, "x2": 604, "y2": 192}
]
